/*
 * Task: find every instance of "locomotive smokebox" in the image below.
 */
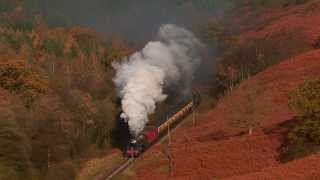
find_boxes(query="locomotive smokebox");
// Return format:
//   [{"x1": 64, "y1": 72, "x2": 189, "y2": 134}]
[{"x1": 120, "y1": 112, "x2": 129, "y2": 123}]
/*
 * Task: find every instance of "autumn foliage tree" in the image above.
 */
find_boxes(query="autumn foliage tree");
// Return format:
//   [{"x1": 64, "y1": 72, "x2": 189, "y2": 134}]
[
  {"x1": 0, "y1": 7, "x2": 132, "y2": 179},
  {"x1": 283, "y1": 78, "x2": 320, "y2": 161},
  {"x1": 0, "y1": 59, "x2": 48, "y2": 107},
  {"x1": 0, "y1": 107, "x2": 32, "y2": 180}
]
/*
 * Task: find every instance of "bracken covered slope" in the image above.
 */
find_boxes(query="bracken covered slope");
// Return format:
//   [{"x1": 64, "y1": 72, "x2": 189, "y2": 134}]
[
  {"x1": 238, "y1": 0, "x2": 320, "y2": 47},
  {"x1": 228, "y1": 153, "x2": 320, "y2": 180},
  {"x1": 135, "y1": 1, "x2": 320, "y2": 178},
  {"x1": 137, "y1": 49, "x2": 320, "y2": 180}
]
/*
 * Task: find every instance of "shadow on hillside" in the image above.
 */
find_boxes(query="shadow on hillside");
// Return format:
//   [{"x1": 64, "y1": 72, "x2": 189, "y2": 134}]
[
  {"x1": 263, "y1": 117, "x2": 299, "y2": 135},
  {"x1": 262, "y1": 117, "x2": 301, "y2": 162},
  {"x1": 196, "y1": 130, "x2": 249, "y2": 142},
  {"x1": 111, "y1": 113, "x2": 131, "y2": 152}
]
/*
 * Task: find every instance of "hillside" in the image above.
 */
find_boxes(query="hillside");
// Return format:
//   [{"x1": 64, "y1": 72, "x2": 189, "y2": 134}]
[
  {"x1": 135, "y1": 50, "x2": 320, "y2": 180},
  {"x1": 133, "y1": 1, "x2": 320, "y2": 179}
]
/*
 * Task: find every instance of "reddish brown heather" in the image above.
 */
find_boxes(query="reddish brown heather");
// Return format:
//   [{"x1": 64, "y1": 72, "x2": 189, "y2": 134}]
[
  {"x1": 136, "y1": 48, "x2": 320, "y2": 179},
  {"x1": 238, "y1": 0, "x2": 320, "y2": 47},
  {"x1": 227, "y1": 152, "x2": 320, "y2": 180},
  {"x1": 134, "y1": 1, "x2": 320, "y2": 179},
  {"x1": 68, "y1": 1, "x2": 320, "y2": 179}
]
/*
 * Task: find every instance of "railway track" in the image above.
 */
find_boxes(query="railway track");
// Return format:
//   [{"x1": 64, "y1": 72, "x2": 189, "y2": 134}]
[
  {"x1": 98, "y1": 89, "x2": 201, "y2": 180},
  {"x1": 96, "y1": 158, "x2": 134, "y2": 180}
]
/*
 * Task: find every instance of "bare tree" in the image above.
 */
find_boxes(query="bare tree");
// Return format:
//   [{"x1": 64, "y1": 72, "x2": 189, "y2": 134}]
[
  {"x1": 161, "y1": 143, "x2": 174, "y2": 176},
  {"x1": 230, "y1": 85, "x2": 260, "y2": 135}
]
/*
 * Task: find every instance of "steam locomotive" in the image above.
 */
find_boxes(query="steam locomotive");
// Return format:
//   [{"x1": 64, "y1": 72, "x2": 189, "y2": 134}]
[{"x1": 125, "y1": 95, "x2": 196, "y2": 157}]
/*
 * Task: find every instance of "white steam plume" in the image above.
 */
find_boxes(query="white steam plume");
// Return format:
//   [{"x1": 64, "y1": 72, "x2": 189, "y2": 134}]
[{"x1": 113, "y1": 24, "x2": 202, "y2": 136}]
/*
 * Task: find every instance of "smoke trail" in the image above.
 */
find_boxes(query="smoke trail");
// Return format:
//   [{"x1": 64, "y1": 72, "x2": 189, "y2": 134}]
[{"x1": 113, "y1": 24, "x2": 202, "y2": 136}]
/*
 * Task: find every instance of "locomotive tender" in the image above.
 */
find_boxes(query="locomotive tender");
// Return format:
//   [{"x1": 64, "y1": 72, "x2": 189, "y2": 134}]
[{"x1": 126, "y1": 97, "x2": 195, "y2": 157}]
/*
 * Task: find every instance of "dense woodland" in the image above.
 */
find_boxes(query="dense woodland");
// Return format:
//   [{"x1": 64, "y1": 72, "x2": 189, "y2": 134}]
[
  {"x1": 0, "y1": 1, "x2": 134, "y2": 179},
  {"x1": 0, "y1": 0, "x2": 317, "y2": 179}
]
